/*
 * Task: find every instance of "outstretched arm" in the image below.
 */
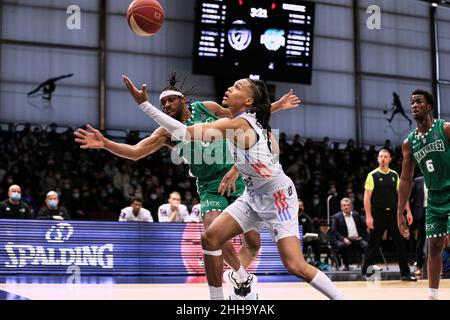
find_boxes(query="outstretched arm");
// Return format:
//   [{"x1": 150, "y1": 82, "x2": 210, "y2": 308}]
[
  {"x1": 204, "y1": 90, "x2": 301, "y2": 118},
  {"x1": 74, "y1": 125, "x2": 170, "y2": 161},
  {"x1": 123, "y1": 75, "x2": 249, "y2": 143},
  {"x1": 397, "y1": 139, "x2": 415, "y2": 239}
]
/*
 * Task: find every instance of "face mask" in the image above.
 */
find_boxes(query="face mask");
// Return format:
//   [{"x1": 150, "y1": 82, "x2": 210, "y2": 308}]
[
  {"x1": 73, "y1": 193, "x2": 80, "y2": 199},
  {"x1": 64, "y1": 184, "x2": 71, "y2": 190},
  {"x1": 48, "y1": 200, "x2": 58, "y2": 209},
  {"x1": 7, "y1": 179, "x2": 13, "y2": 184},
  {"x1": 107, "y1": 188, "x2": 114, "y2": 194},
  {"x1": 150, "y1": 194, "x2": 157, "y2": 200},
  {"x1": 313, "y1": 199, "x2": 320, "y2": 206},
  {"x1": 185, "y1": 195, "x2": 192, "y2": 201},
  {"x1": 11, "y1": 192, "x2": 21, "y2": 201}
]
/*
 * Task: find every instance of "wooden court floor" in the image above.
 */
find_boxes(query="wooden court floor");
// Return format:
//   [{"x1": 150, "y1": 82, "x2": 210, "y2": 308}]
[{"x1": 1, "y1": 279, "x2": 449, "y2": 300}]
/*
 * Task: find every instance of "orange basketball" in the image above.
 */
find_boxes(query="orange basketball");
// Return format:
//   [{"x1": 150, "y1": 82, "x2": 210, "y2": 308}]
[{"x1": 127, "y1": 0, "x2": 164, "y2": 37}]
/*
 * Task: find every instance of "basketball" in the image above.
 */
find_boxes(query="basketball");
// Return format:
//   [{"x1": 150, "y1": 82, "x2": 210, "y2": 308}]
[{"x1": 127, "y1": 0, "x2": 164, "y2": 37}]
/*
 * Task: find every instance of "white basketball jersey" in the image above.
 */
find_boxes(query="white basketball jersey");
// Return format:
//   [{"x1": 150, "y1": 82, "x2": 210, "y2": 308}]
[
  {"x1": 158, "y1": 203, "x2": 189, "y2": 223},
  {"x1": 228, "y1": 112, "x2": 288, "y2": 192}
]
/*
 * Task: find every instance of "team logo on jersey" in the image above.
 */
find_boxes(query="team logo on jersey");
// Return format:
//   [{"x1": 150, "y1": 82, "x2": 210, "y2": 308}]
[
  {"x1": 414, "y1": 139, "x2": 445, "y2": 163},
  {"x1": 433, "y1": 133, "x2": 438, "y2": 139},
  {"x1": 200, "y1": 113, "x2": 206, "y2": 120}
]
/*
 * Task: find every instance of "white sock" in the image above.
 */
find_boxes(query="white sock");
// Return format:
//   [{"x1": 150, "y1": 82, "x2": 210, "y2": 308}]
[
  {"x1": 309, "y1": 270, "x2": 344, "y2": 300},
  {"x1": 234, "y1": 265, "x2": 250, "y2": 282},
  {"x1": 429, "y1": 288, "x2": 439, "y2": 299},
  {"x1": 209, "y1": 286, "x2": 224, "y2": 300}
]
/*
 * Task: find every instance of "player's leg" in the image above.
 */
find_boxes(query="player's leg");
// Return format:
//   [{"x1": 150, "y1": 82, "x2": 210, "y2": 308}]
[
  {"x1": 239, "y1": 229, "x2": 261, "y2": 268},
  {"x1": 202, "y1": 210, "x2": 241, "y2": 271},
  {"x1": 387, "y1": 212, "x2": 413, "y2": 279},
  {"x1": 277, "y1": 236, "x2": 344, "y2": 300},
  {"x1": 362, "y1": 210, "x2": 387, "y2": 277},
  {"x1": 201, "y1": 211, "x2": 244, "y2": 300},
  {"x1": 424, "y1": 201, "x2": 449, "y2": 299},
  {"x1": 428, "y1": 236, "x2": 445, "y2": 299}
]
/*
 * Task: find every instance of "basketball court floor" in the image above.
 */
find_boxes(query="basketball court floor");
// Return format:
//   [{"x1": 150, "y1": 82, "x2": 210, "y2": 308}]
[{"x1": 1, "y1": 273, "x2": 448, "y2": 300}]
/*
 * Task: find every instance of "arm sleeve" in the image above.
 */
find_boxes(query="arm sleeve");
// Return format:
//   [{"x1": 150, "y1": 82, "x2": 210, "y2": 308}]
[
  {"x1": 158, "y1": 206, "x2": 167, "y2": 222},
  {"x1": 119, "y1": 211, "x2": 127, "y2": 222},
  {"x1": 364, "y1": 173, "x2": 374, "y2": 191},
  {"x1": 139, "y1": 101, "x2": 187, "y2": 141}
]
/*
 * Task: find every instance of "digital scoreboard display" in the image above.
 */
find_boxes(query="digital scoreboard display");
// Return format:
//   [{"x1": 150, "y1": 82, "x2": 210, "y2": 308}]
[{"x1": 193, "y1": 0, "x2": 315, "y2": 84}]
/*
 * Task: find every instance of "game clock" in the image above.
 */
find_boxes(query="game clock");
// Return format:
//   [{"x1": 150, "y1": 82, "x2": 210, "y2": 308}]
[{"x1": 193, "y1": 0, "x2": 315, "y2": 84}]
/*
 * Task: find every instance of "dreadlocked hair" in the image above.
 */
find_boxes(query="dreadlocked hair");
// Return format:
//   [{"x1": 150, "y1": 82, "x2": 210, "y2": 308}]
[
  {"x1": 162, "y1": 71, "x2": 197, "y2": 99},
  {"x1": 247, "y1": 79, "x2": 272, "y2": 133}
]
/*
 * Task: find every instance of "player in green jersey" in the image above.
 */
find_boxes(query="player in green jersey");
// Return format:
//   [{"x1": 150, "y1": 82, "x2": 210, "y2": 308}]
[
  {"x1": 75, "y1": 73, "x2": 300, "y2": 298},
  {"x1": 397, "y1": 89, "x2": 450, "y2": 300}
]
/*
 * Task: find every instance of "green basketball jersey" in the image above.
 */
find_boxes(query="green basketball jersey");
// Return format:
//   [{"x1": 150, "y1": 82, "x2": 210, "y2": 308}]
[
  {"x1": 175, "y1": 101, "x2": 234, "y2": 181},
  {"x1": 407, "y1": 119, "x2": 450, "y2": 191}
]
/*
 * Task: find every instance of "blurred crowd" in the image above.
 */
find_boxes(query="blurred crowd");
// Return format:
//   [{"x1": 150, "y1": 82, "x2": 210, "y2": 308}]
[{"x1": 0, "y1": 122, "x2": 400, "y2": 222}]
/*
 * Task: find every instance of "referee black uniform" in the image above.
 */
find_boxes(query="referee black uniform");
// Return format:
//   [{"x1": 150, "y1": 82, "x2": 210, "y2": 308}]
[{"x1": 362, "y1": 165, "x2": 414, "y2": 280}]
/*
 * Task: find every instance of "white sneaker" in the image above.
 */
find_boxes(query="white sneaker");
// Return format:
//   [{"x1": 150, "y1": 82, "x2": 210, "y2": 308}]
[{"x1": 224, "y1": 270, "x2": 258, "y2": 300}]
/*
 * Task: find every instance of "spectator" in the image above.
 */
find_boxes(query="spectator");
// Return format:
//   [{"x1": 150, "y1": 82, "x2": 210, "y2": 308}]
[
  {"x1": 186, "y1": 203, "x2": 201, "y2": 223},
  {"x1": 37, "y1": 191, "x2": 70, "y2": 220},
  {"x1": 158, "y1": 191, "x2": 189, "y2": 222},
  {"x1": 119, "y1": 197, "x2": 153, "y2": 222},
  {"x1": 331, "y1": 198, "x2": 368, "y2": 270},
  {"x1": 0, "y1": 184, "x2": 33, "y2": 219}
]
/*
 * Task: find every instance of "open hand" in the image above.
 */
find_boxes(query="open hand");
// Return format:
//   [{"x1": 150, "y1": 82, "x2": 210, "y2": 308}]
[
  {"x1": 218, "y1": 166, "x2": 239, "y2": 196},
  {"x1": 122, "y1": 75, "x2": 149, "y2": 105},
  {"x1": 74, "y1": 125, "x2": 105, "y2": 149},
  {"x1": 278, "y1": 89, "x2": 302, "y2": 110}
]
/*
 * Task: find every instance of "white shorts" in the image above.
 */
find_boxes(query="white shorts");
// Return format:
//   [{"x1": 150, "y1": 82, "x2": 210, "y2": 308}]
[{"x1": 225, "y1": 180, "x2": 299, "y2": 242}]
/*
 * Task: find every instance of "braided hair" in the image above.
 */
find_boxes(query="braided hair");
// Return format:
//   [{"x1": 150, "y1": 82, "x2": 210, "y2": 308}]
[
  {"x1": 246, "y1": 79, "x2": 272, "y2": 133},
  {"x1": 162, "y1": 71, "x2": 197, "y2": 103}
]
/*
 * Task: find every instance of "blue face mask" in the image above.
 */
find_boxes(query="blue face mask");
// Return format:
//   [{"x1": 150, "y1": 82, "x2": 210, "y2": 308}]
[
  {"x1": 48, "y1": 200, "x2": 58, "y2": 209},
  {"x1": 10, "y1": 192, "x2": 21, "y2": 201}
]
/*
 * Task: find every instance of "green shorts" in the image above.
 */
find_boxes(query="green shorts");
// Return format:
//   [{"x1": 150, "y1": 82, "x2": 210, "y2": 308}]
[
  {"x1": 425, "y1": 189, "x2": 450, "y2": 238},
  {"x1": 196, "y1": 176, "x2": 245, "y2": 217}
]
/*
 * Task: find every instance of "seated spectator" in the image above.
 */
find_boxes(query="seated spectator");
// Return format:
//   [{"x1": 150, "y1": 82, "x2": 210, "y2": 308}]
[
  {"x1": 186, "y1": 203, "x2": 201, "y2": 223},
  {"x1": 119, "y1": 197, "x2": 153, "y2": 222},
  {"x1": 0, "y1": 184, "x2": 33, "y2": 219},
  {"x1": 158, "y1": 191, "x2": 189, "y2": 223},
  {"x1": 331, "y1": 197, "x2": 368, "y2": 270},
  {"x1": 298, "y1": 199, "x2": 321, "y2": 264},
  {"x1": 37, "y1": 191, "x2": 70, "y2": 220}
]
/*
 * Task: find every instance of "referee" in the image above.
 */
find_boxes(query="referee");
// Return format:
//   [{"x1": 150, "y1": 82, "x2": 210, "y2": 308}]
[{"x1": 361, "y1": 148, "x2": 416, "y2": 281}]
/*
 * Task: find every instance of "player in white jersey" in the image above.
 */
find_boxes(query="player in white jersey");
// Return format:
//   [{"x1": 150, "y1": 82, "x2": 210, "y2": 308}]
[
  {"x1": 124, "y1": 76, "x2": 344, "y2": 300},
  {"x1": 188, "y1": 203, "x2": 202, "y2": 223},
  {"x1": 158, "y1": 191, "x2": 189, "y2": 223},
  {"x1": 119, "y1": 197, "x2": 153, "y2": 222}
]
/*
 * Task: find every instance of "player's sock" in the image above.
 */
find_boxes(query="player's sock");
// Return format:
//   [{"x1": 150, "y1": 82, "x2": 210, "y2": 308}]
[
  {"x1": 209, "y1": 286, "x2": 224, "y2": 300},
  {"x1": 428, "y1": 288, "x2": 439, "y2": 300},
  {"x1": 309, "y1": 270, "x2": 344, "y2": 300},
  {"x1": 234, "y1": 265, "x2": 250, "y2": 282}
]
